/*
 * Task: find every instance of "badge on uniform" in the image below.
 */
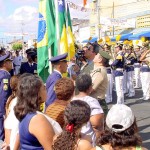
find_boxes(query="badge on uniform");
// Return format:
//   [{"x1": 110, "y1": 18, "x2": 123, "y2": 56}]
[
  {"x1": 3, "y1": 79, "x2": 8, "y2": 91},
  {"x1": 34, "y1": 70, "x2": 37, "y2": 74}
]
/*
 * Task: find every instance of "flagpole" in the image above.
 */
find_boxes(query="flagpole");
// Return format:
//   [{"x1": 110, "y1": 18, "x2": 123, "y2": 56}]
[
  {"x1": 65, "y1": 2, "x2": 70, "y2": 61},
  {"x1": 55, "y1": 0, "x2": 60, "y2": 55}
]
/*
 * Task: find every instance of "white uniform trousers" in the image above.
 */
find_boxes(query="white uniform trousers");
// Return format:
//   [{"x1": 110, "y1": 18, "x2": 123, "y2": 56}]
[
  {"x1": 115, "y1": 76, "x2": 124, "y2": 104},
  {"x1": 105, "y1": 73, "x2": 113, "y2": 103},
  {"x1": 127, "y1": 71, "x2": 135, "y2": 97},
  {"x1": 123, "y1": 70, "x2": 127, "y2": 93},
  {"x1": 140, "y1": 71, "x2": 150, "y2": 100},
  {"x1": 134, "y1": 67, "x2": 141, "y2": 88}
]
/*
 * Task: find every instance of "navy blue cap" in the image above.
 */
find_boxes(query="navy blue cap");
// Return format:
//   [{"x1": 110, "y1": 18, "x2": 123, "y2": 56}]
[
  {"x1": 27, "y1": 50, "x2": 36, "y2": 56},
  {"x1": 49, "y1": 53, "x2": 68, "y2": 63},
  {"x1": 0, "y1": 52, "x2": 12, "y2": 62},
  {"x1": 0, "y1": 47, "x2": 6, "y2": 51}
]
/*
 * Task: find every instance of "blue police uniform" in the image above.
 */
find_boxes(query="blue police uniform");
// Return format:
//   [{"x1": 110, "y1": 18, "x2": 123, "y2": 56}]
[
  {"x1": 20, "y1": 62, "x2": 37, "y2": 74},
  {"x1": 45, "y1": 53, "x2": 68, "y2": 108},
  {"x1": 0, "y1": 53, "x2": 12, "y2": 140},
  {"x1": 20, "y1": 51, "x2": 37, "y2": 74},
  {"x1": 111, "y1": 51, "x2": 124, "y2": 104}
]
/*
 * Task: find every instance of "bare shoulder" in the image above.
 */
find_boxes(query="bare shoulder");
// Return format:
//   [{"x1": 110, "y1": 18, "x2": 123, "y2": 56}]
[
  {"x1": 78, "y1": 139, "x2": 93, "y2": 150},
  {"x1": 30, "y1": 113, "x2": 48, "y2": 123},
  {"x1": 29, "y1": 113, "x2": 53, "y2": 133},
  {"x1": 90, "y1": 148, "x2": 96, "y2": 150}
]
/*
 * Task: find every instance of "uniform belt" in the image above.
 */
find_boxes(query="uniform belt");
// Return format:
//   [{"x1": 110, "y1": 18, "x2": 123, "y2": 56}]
[
  {"x1": 116, "y1": 68, "x2": 123, "y2": 71},
  {"x1": 142, "y1": 65, "x2": 148, "y2": 67},
  {"x1": 127, "y1": 65, "x2": 133, "y2": 67},
  {"x1": 134, "y1": 63, "x2": 140, "y2": 65}
]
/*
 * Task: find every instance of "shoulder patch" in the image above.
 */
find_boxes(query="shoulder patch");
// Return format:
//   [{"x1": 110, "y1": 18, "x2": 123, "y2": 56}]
[
  {"x1": 116, "y1": 55, "x2": 122, "y2": 60},
  {"x1": 3, "y1": 79, "x2": 8, "y2": 84},
  {"x1": 91, "y1": 68, "x2": 101, "y2": 77}
]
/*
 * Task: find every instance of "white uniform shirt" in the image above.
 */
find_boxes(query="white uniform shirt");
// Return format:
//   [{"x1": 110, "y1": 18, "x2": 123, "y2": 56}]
[
  {"x1": 72, "y1": 96, "x2": 104, "y2": 146},
  {"x1": 13, "y1": 56, "x2": 22, "y2": 66}
]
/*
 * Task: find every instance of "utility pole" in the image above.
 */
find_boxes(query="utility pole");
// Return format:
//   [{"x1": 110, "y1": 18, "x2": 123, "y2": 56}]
[
  {"x1": 97, "y1": 0, "x2": 101, "y2": 39},
  {"x1": 112, "y1": 1, "x2": 115, "y2": 37}
]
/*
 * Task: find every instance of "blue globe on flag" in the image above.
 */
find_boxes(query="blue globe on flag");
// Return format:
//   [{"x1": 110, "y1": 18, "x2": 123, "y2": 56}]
[{"x1": 37, "y1": 13, "x2": 46, "y2": 43}]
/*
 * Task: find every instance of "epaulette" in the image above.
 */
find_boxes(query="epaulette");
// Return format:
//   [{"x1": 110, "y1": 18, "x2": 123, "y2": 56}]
[
  {"x1": 91, "y1": 68, "x2": 101, "y2": 76},
  {"x1": 116, "y1": 55, "x2": 122, "y2": 60}
]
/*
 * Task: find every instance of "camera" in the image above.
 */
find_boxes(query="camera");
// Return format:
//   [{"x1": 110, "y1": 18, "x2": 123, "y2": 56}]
[{"x1": 75, "y1": 50, "x2": 87, "y2": 68}]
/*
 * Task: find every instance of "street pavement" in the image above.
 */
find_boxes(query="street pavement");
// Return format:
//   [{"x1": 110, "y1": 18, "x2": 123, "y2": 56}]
[{"x1": 108, "y1": 88, "x2": 150, "y2": 149}]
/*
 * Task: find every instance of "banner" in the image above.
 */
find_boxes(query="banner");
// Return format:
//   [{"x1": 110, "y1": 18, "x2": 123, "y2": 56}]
[{"x1": 66, "y1": 1, "x2": 96, "y2": 12}]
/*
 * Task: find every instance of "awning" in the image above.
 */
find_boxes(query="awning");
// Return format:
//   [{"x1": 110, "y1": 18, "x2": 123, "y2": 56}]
[
  {"x1": 82, "y1": 37, "x2": 98, "y2": 43},
  {"x1": 128, "y1": 31, "x2": 150, "y2": 40},
  {"x1": 111, "y1": 33, "x2": 133, "y2": 41}
]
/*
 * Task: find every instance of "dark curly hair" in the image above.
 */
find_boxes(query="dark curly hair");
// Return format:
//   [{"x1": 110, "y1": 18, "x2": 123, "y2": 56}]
[
  {"x1": 76, "y1": 73, "x2": 92, "y2": 92},
  {"x1": 55, "y1": 77, "x2": 74, "y2": 100},
  {"x1": 96, "y1": 119, "x2": 142, "y2": 150},
  {"x1": 14, "y1": 74, "x2": 44, "y2": 121},
  {"x1": 52, "y1": 100, "x2": 91, "y2": 150}
]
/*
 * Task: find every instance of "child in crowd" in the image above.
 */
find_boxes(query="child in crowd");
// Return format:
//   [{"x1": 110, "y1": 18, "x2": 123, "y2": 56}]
[
  {"x1": 72, "y1": 73, "x2": 104, "y2": 145},
  {"x1": 53, "y1": 100, "x2": 93, "y2": 150},
  {"x1": 91, "y1": 104, "x2": 147, "y2": 150}
]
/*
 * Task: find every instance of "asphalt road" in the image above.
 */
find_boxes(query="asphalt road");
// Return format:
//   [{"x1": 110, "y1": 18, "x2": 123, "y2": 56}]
[{"x1": 108, "y1": 88, "x2": 150, "y2": 149}]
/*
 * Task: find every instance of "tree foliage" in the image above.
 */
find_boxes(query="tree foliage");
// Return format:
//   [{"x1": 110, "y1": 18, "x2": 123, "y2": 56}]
[{"x1": 12, "y1": 43, "x2": 23, "y2": 51}]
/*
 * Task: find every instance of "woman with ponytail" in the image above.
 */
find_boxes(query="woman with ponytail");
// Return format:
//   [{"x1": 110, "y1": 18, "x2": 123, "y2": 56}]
[{"x1": 53, "y1": 100, "x2": 93, "y2": 150}]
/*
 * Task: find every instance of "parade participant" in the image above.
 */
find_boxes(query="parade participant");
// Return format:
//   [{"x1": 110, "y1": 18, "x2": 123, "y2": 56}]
[
  {"x1": 13, "y1": 50, "x2": 22, "y2": 75},
  {"x1": 53, "y1": 100, "x2": 93, "y2": 150},
  {"x1": 73, "y1": 73, "x2": 104, "y2": 145},
  {"x1": 14, "y1": 74, "x2": 62, "y2": 150},
  {"x1": 46, "y1": 53, "x2": 68, "y2": 108},
  {"x1": 111, "y1": 43, "x2": 125, "y2": 104},
  {"x1": 0, "y1": 47, "x2": 6, "y2": 56},
  {"x1": 124, "y1": 45, "x2": 136, "y2": 97},
  {"x1": 139, "y1": 42, "x2": 150, "y2": 101},
  {"x1": 103, "y1": 44, "x2": 113, "y2": 103},
  {"x1": 80, "y1": 43, "x2": 99, "y2": 74},
  {"x1": 20, "y1": 49, "x2": 37, "y2": 74},
  {"x1": 103, "y1": 43, "x2": 110, "y2": 53},
  {"x1": 91, "y1": 104, "x2": 147, "y2": 150},
  {"x1": 122, "y1": 45, "x2": 128, "y2": 94},
  {"x1": 134, "y1": 45, "x2": 142, "y2": 88},
  {"x1": 90, "y1": 50, "x2": 111, "y2": 115},
  {"x1": 0, "y1": 52, "x2": 12, "y2": 140},
  {"x1": 45, "y1": 77, "x2": 74, "y2": 128}
]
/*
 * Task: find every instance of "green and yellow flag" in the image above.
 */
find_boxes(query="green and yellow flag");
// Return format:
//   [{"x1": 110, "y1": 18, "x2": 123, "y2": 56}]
[
  {"x1": 58, "y1": 0, "x2": 68, "y2": 54},
  {"x1": 67, "y1": 4, "x2": 75, "y2": 60},
  {"x1": 37, "y1": 0, "x2": 57, "y2": 82}
]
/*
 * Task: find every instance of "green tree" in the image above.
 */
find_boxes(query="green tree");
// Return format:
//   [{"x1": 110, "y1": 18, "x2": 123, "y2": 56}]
[{"x1": 12, "y1": 43, "x2": 23, "y2": 51}]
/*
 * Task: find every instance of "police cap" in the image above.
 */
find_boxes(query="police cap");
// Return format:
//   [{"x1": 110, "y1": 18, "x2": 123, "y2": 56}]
[
  {"x1": 49, "y1": 53, "x2": 68, "y2": 63},
  {"x1": 0, "y1": 52, "x2": 12, "y2": 62}
]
